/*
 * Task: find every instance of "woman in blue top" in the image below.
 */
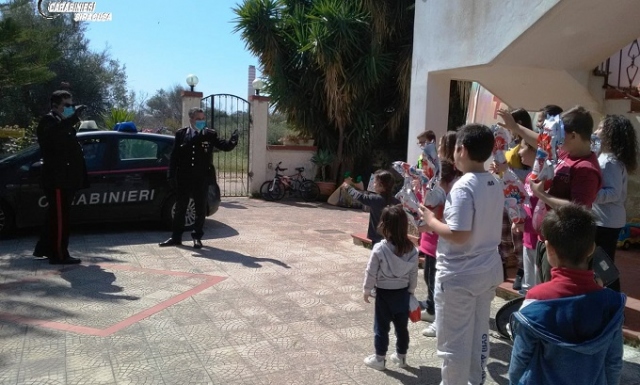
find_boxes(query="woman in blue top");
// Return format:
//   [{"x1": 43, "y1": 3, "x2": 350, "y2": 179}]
[{"x1": 592, "y1": 115, "x2": 638, "y2": 292}]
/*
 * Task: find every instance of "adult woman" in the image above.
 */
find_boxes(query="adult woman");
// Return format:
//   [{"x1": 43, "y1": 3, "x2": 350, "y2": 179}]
[{"x1": 592, "y1": 115, "x2": 638, "y2": 292}]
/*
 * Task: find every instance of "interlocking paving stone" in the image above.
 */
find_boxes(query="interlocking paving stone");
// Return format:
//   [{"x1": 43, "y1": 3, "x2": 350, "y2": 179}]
[{"x1": 0, "y1": 198, "x2": 639, "y2": 384}]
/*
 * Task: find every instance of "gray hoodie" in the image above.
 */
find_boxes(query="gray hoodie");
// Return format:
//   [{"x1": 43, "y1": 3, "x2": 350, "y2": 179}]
[{"x1": 363, "y1": 240, "x2": 419, "y2": 294}]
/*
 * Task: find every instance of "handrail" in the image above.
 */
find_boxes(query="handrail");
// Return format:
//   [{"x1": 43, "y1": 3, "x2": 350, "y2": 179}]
[{"x1": 595, "y1": 38, "x2": 640, "y2": 95}]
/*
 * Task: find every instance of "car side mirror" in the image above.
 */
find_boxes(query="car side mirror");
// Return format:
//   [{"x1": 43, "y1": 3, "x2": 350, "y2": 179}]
[{"x1": 29, "y1": 161, "x2": 42, "y2": 175}]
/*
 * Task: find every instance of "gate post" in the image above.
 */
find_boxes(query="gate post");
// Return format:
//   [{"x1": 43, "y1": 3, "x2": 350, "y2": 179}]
[
  {"x1": 181, "y1": 90, "x2": 203, "y2": 128},
  {"x1": 249, "y1": 95, "x2": 269, "y2": 194}
]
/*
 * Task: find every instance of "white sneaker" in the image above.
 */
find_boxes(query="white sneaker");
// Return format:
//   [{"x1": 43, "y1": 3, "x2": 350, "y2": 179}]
[
  {"x1": 422, "y1": 323, "x2": 437, "y2": 337},
  {"x1": 420, "y1": 310, "x2": 435, "y2": 322},
  {"x1": 363, "y1": 354, "x2": 386, "y2": 371},
  {"x1": 389, "y1": 352, "x2": 407, "y2": 368}
]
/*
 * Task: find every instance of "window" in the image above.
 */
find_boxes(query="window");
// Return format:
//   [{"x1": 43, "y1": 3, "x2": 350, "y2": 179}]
[
  {"x1": 119, "y1": 139, "x2": 157, "y2": 160},
  {"x1": 117, "y1": 138, "x2": 171, "y2": 169},
  {"x1": 80, "y1": 138, "x2": 109, "y2": 172}
]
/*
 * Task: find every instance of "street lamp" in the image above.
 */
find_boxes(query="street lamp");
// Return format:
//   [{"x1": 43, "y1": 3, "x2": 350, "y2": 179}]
[
  {"x1": 252, "y1": 78, "x2": 265, "y2": 96},
  {"x1": 186, "y1": 74, "x2": 199, "y2": 92}
]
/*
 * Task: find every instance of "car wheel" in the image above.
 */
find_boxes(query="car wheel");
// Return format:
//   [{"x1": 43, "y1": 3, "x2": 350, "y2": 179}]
[
  {"x1": 0, "y1": 201, "x2": 15, "y2": 238},
  {"x1": 162, "y1": 196, "x2": 196, "y2": 230},
  {"x1": 623, "y1": 241, "x2": 631, "y2": 250}
]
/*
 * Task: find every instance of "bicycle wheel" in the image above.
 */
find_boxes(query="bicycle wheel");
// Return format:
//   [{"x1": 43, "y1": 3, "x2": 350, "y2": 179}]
[
  {"x1": 260, "y1": 181, "x2": 275, "y2": 201},
  {"x1": 300, "y1": 180, "x2": 320, "y2": 202},
  {"x1": 267, "y1": 180, "x2": 286, "y2": 201}
]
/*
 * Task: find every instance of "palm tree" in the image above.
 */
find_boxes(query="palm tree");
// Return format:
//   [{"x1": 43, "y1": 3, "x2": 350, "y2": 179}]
[{"x1": 234, "y1": 0, "x2": 415, "y2": 181}]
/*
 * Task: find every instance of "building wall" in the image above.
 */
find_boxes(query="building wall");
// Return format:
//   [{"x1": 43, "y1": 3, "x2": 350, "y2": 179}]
[{"x1": 408, "y1": 0, "x2": 640, "y2": 164}]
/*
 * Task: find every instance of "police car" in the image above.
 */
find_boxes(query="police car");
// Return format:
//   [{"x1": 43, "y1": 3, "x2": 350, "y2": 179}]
[{"x1": 0, "y1": 129, "x2": 221, "y2": 236}]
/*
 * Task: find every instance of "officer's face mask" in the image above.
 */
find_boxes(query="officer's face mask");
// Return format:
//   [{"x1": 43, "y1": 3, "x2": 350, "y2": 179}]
[
  {"x1": 62, "y1": 107, "x2": 75, "y2": 117},
  {"x1": 195, "y1": 120, "x2": 206, "y2": 131}
]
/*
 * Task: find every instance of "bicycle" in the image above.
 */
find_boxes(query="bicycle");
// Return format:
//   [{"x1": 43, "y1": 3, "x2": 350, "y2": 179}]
[{"x1": 260, "y1": 162, "x2": 320, "y2": 202}]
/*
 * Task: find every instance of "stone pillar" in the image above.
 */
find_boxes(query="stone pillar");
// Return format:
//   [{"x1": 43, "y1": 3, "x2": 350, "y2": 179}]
[
  {"x1": 407, "y1": 73, "x2": 451, "y2": 163},
  {"x1": 181, "y1": 91, "x2": 203, "y2": 128},
  {"x1": 249, "y1": 95, "x2": 270, "y2": 194}
]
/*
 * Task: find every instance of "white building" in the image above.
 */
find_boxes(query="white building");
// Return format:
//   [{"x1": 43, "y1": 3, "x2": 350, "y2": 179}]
[{"x1": 408, "y1": 0, "x2": 640, "y2": 218}]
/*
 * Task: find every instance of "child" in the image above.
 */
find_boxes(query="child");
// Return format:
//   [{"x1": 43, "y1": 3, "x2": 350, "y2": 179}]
[
  {"x1": 516, "y1": 140, "x2": 540, "y2": 292},
  {"x1": 499, "y1": 106, "x2": 602, "y2": 283},
  {"x1": 417, "y1": 130, "x2": 436, "y2": 150},
  {"x1": 343, "y1": 170, "x2": 400, "y2": 245},
  {"x1": 362, "y1": 204, "x2": 419, "y2": 370},
  {"x1": 509, "y1": 204, "x2": 625, "y2": 385},
  {"x1": 491, "y1": 108, "x2": 535, "y2": 290},
  {"x1": 415, "y1": 160, "x2": 457, "y2": 337},
  {"x1": 592, "y1": 115, "x2": 638, "y2": 292},
  {"x1": 419, "y1": 124, "x2": 505, "y2": 385}
]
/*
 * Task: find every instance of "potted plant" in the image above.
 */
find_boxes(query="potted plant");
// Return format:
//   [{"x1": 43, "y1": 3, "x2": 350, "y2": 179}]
[
  {"x1": 311, "y1": 149, "x2": 335, "y2": 195},
  {"x1": 280, "y1": 134, "x2": 300, "y2": 146},
  {"x1": 280, "y1": 133, "x2": 314, "y2": 146}
]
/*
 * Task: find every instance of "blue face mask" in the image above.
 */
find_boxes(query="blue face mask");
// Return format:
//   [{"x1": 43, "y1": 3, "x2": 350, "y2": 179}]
[
  {"x1": 195, "y1": 120, "x2": 206, "y2": 130},
  {"x1": 62, "y1": 106, "x2": 75, "y2": 118}
]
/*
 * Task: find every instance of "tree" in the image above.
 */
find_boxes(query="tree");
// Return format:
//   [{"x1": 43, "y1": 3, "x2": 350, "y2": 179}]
[
  {"x1": 0, "y1": 0, "x2": 59, "y2": 90},
  {"x1": 234, "y1": 0, "x2": 415, "y2": 180},
  {"x1": 145, "y1": 84, "x2": 183, "y2": 131},
  {"x1": 0, "y1": 0, "x2": 129, "y2": 128}
]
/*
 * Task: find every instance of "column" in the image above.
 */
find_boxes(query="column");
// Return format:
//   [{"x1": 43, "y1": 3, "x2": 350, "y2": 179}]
[
  {"x1": 249, "y1": 95, "x2": 270, "y2": 194},
  {"x1": 407, "y1": 73, "x2": 451, "y2": 163},
  {"x1": 181, "y1": 91, "x2": 203, "y2": 128}
]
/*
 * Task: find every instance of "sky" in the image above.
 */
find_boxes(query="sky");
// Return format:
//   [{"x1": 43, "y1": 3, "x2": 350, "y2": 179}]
[{"x1": 83, "y1": 0, "x2": 261, "y2": 102}]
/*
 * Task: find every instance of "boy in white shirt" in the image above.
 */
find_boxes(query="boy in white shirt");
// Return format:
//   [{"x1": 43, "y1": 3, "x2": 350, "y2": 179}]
[{"x1": 419, "y1": 124, "x2": 505, "y2": 385}]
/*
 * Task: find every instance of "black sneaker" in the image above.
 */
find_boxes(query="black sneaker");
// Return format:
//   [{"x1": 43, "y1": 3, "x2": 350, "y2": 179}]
[
  {"x1": 512, "y1": 274, "x2": 523, "y2": 291},
  {"x1": 49, "y1": 256, "x2": 81, "y2": 265}
]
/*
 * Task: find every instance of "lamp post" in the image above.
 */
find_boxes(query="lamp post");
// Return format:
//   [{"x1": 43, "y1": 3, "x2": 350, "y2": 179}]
[
  {"x1": 186, "y1": 74, "x2": 199, "y2": 92},
  {"x1": 252, "y1": 78, "x2": 265, "y2": 96}
]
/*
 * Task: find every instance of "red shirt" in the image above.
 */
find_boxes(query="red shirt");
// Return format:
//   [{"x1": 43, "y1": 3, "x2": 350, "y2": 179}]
[
  {"x1": 526, "y1": 267, "x2": 603, "y2": 300},
  {"x1": 548, "y1": 150, "x2": 602, "y2": 208}
]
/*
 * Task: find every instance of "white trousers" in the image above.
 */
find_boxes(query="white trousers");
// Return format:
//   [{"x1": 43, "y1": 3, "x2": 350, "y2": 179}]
[
  {"x1": 522, "y1": 246, "x2": 539, "y2": 291},
  {"x1": 435, "y1": 261, "x2": 504, "y2": 385}
]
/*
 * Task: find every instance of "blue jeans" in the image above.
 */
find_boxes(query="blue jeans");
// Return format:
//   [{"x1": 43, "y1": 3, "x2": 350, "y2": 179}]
[{"x1": 374, "y1": 287, "x2": 410, "y2": 356}]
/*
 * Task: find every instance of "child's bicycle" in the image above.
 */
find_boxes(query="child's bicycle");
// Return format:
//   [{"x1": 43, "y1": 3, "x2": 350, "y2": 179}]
[{"x1": 260, "y1": 162, "x2": 320, "y2": 202}]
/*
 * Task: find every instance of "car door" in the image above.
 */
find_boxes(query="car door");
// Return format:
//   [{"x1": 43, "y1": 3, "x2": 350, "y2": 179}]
[
  {"x1": 9, "y1": 145, "x2": 46, "y2": 228},
  {"x1": 16, "y1": 135, "x2": 113, "y2": 226},
  {"x1": 108, "y1": 135, "x2": 172, "y2": 220},
  {"x1": 70, "y1": 135, "x2": 114, "y2": 222}
]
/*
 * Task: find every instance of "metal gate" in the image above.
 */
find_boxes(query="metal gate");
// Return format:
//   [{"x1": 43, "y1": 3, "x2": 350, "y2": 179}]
[{"x1": 201, "y1": 94, "x2": 251, "y2": 197}]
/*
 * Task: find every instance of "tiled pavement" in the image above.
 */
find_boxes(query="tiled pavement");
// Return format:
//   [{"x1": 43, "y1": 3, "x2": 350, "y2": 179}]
[{"x1": 0, "y1": 198, "x2": 639, "y2": 385}]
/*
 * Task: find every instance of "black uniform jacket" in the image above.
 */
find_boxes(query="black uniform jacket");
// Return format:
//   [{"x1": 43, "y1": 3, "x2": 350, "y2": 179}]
[
  {"x1": 168, "y1": 127, "x2": 237, "y2": 185},
  {"x1": 37, "y1": 111, "x2": 89, "y2": 191}
]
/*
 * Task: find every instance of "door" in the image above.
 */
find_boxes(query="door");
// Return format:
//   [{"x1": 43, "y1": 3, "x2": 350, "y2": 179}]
[
  {"x1": 17, "y1": 136, "x2": 113, "y2": 226},
  {"x1": 108, "y1": 136, "x2": 172, "y2": 220},
  {"x1": 71, "y1": 136, "x2": 114, "y2": 221}
]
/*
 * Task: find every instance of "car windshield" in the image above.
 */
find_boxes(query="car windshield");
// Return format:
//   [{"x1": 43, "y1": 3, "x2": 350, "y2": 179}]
[{"x1": 0, "y1": 144, "x2": 39, "y2": 164}]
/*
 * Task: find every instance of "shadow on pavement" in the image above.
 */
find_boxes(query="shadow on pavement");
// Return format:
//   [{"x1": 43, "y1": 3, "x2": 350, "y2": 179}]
[
  {"x1": 220, "y1": 201, "x2": 248, "y2": 209},
  {"x1": 60, "y1": 264, "x2": 139, "y2": 301},
  {"x1": 381, "y1": 365, "x2": 441, "y2": 384},
  {"x1": 9, "y1": 219, "x2": 239, "y2": 246},
  {"x1": 191, "y1": 247, "x2": 291, "y2": 269}
]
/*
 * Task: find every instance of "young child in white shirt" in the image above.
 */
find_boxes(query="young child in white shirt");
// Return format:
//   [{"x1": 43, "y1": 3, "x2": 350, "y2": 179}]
[{"x1": 419, "y1": 124, "x2": 505, "y2": 385}]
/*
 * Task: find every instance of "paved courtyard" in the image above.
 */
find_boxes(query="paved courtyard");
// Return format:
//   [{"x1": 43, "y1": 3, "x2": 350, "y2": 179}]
[{"x1": 0, "y1": 198, "x2": 639, "y2": 385}]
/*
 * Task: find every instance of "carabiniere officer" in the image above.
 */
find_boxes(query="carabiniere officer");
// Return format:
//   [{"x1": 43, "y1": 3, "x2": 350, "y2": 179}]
[{"x1": 159, "y1": 107, "x2": 238, "y2": 249}]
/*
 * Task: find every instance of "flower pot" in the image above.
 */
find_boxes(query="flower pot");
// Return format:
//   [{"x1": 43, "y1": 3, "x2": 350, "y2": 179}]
[{"x1": 316, "y1": 181, "x2": 336, "y2": 196}]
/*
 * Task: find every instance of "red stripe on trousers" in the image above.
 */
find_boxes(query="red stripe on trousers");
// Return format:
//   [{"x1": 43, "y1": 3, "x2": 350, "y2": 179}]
[{"x1": 55, "y1": 189, "x2": 63, "y2": 260}]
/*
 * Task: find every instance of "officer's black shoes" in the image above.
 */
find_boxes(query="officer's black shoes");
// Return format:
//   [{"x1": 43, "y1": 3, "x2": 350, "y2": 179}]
[
  {"x1": 33, "y1": 251, "x2": 49, "y2": 260},
  {"x1": 49, "y1": 256, "x2": 81, "y2": 265},
  {"x1": 193, "y1": 239, "x2": 203, "y2": 249},
  {"x1": 159, "y1": 238, "x2": 182, "y2": 247}
]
